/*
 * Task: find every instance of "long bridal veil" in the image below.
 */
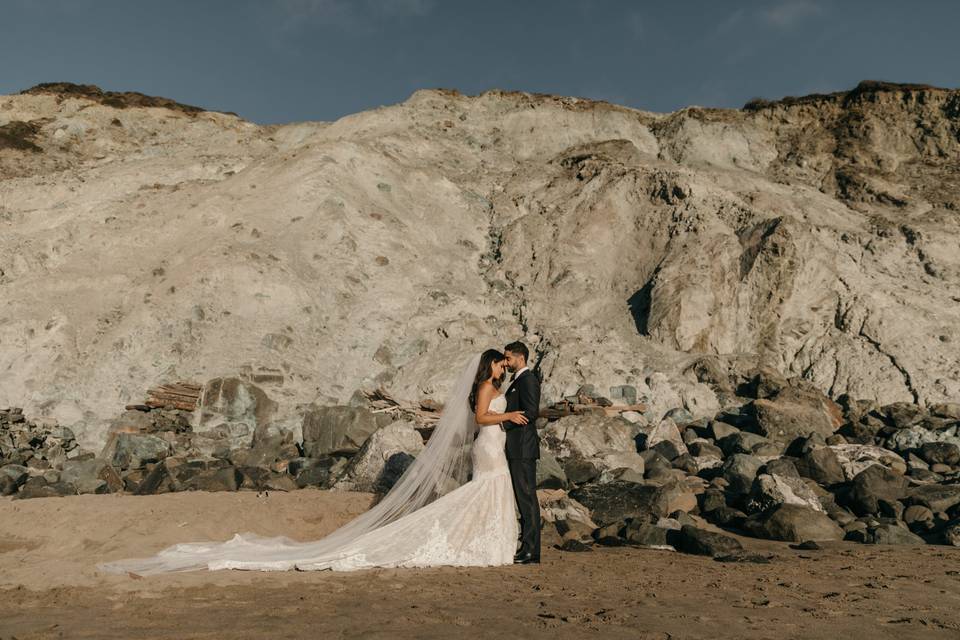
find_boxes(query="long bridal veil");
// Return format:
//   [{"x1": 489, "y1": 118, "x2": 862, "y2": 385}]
[{"x1": 96, "y1": 351, "x2": 483, "y2": 575}]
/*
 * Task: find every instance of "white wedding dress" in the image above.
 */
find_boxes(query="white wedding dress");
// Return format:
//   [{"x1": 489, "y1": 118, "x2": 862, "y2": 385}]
[
  {"x1": 97, "y1": 353, "x2": 520, "y2": 575},
  {"x1": 300, "y1": 393, "x2": 518, "y2": 571}
]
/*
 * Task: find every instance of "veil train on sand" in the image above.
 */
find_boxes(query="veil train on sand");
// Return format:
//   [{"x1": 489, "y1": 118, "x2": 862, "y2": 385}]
[{"x1": 96, "y1": 352, "x2": 483, "y2": 575}]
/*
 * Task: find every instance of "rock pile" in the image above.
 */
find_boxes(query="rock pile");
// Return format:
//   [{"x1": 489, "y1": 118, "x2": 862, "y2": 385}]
[
  {"x1": 536, "y1": 366, "x2": 960, "y2": 554},
  {"x1": 0, "y1": 385, "x2": 423, "y2": 499},
  {"x1": 3, "y1": 362, "x2": 959, "y2": 557}
]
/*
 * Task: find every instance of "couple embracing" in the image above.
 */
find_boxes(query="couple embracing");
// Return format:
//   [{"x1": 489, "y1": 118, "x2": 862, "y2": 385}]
[{"x1": 99, "y1": 341, "x2": 542, "y2": 574}]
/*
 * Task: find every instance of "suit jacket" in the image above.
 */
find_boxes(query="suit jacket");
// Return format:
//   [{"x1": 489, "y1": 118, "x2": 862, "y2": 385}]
[{"x1": 503, "y1": 369, "x2": 541, "y2": 460}]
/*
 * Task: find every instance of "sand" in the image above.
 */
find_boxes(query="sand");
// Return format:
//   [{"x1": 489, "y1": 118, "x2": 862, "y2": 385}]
[{"x1": 2, "y1": 490, "x2": 960, "y2": 639}]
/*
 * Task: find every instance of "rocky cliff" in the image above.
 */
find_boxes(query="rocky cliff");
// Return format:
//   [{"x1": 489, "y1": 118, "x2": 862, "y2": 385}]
[{"x1": 1, "y1": 81, "x2": 957, "y2": 448}]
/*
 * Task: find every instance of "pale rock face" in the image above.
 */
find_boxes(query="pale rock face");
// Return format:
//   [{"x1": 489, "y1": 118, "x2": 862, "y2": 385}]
[
  {"x1": 541, "y1": 414, "x2": 645, "y2": 479},
  {"x1": 829, "y1": 443, "x2": 907, "y2": 480},
  {"x1": 641, "y1": 417, "x2": 689, "y2": 457},
  {"x1": 2, "y1": 82, "x2": 959, "y2": 448},
  {"x1": 750, "y1": 473, "x2": 825, "y2": 513}
]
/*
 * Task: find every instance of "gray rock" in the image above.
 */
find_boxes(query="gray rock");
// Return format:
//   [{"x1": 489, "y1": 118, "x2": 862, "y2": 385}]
[
  {"x1": 301, "y1": 405, "x2": 393, "y2": 457},
  {"x1": 570, "y1": 480, "x2": 669, "y2": 527},
  {"x1": 542, "y1": 414, "x2": 645, "y2": 482},
  {"x1": 0, "y1": 463, "x2": 29, "y2": 488},
  {"x1": 919, "y1": 442, "x2": 960, "y2": 466},
  {"x1": 719, "y1": 431, "x2": 772, "y2": 457},
  {"x1": 930, "y1": 403, "x2": 960, "y2": 420},
  {"x1": 196, "y1": 377, "x2": 278, "y2": 438},
  {"x1": 847, "y1": 464, "x2": 910, "y2": 516},
  {"x1": 745, "y1": 503, "x2": 845, "y2": 542},
  {"x1": 763, "y1": 457, "x2": 800, "y2": 478},
  {"x1": 536, "y1": 449, "x2": 568, "y2": 489},
  {"x1": 60, "y1": 458, "x2": 123, "y2": 493},
  {"x1": 879, "y1": 402, "x2": 927, "y2": 429},
  {"x1": 943, "y1": 519, "x2": 960, "y2": 546},
  {"x1": 677, "y1": 525, "x2": 743, "y2": 556},
  {"x1": 830, "y1": 443, "x2": 904, "y2": 480},
  {"x1": 709, "y1": 420, "x2": 740, "y2": 441},
  {"x1": 14, "y1": 476, "x2": 76, "y2": 499},
  {"x1": 743, "y1": 398, "x2": 837, "y2": 444},
  {"x1": 747, "y1": 473, "x2": 825, "y2": 514},
  {"x1": 906, "y1": 484, "x2": 960, "y2": 513},
  {"x1": 869, "y1": 523, "x2": 925, "y2": 545},
  {"x1": 293, "y1": 456, "x2": 341, "y2": 488},
  {"x1": 623, "y1": 521, "x2": 671, "y2": 547},
  {"x1": 688, "y1": 440, "x2": 723, "y2": 459},
  {"x1": 109, "y1": 433, "x2": 172, "y2": 470},
  {"x1": 888, "y1": 427, "x2": 960, "y2": 452},
  {"x1": 721, "y1": 453, "x2": 764, "y2": 495},
  {"x1": 664, "y1": 407, "x2": 695, "y2": 427},
  {"x1": 794, "y1": 447, "x2": 845, "y2": 485},
  {"x1": 333, "y1": 420, "x2": 424, "y2": 493},
  {"x1": 903, "y1": 504, "x2": 934, "y2": 526}
]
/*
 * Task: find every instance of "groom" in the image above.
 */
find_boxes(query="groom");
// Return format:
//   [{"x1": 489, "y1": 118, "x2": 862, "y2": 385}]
[{"x1": 502, "y1": 341, "x2": 541, "y2": 564}]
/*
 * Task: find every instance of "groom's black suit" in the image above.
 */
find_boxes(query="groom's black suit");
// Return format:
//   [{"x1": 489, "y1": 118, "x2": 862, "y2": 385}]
[{"x1": 503, "y1": 368, "x2": 541, "y2": 559}]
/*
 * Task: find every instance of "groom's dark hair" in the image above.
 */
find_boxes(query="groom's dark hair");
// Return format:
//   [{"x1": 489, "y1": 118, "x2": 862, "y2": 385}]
[{"x1": 504, "y1": 341, "x2": 529, "y2": 361}]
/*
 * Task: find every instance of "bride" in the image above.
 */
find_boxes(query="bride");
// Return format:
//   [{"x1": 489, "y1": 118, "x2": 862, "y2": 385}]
[{"x1": 97, "y1": 349, "x2": 530, "y2": 574}]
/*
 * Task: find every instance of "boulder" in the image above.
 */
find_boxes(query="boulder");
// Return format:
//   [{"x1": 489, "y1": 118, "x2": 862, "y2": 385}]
[
  {"x1": 229, "y1": 433, "x2": 300, "y2": 472},
  {"x1": 763, "y1": 457, "x2": 800, "y2": 478},
  {"x1": 794, "y1": 447, "x2": 845, "y2": 486},
  {"x1": 539, "y1": 489, "x2": 597, "y2": 542},
  {"x1": 541, "y1": 414, "x2": 645, "y2": 483},
  {"x1": 622, "y1": 521, "x2": 672, "y2": 547},
  {"x1": 301, "y1": 405, "x2": 393, "y2": 457},
  {"x1": 332, "y1": 420, "x2": 424, "y2": 493},
  {"x1": 293, "y1": 456, "x2": 342, "y2": 489},
  {"x1": 688, "y1": 440, "x2": 723, "y2": 459},
  {"x1": 930, "y1": 403, "x2": 960, "y2": 420},
  {"x1": 721, "y1": 454, "x2": 763, "y2": 495},
  {"x1": 0, "y1": 474, "x2": 18, "y2": 495},
  {"x1": 109, "y1": 433, "x2": 172, "y2": 470},
  {"x1": 742, "y1": 398, "x2": 837, "y2": 444},
  {"x1": 59, "y1": 458, "x2": 123, "y2": 493},
  {"x1": 846, "y1": 464, "x2": 909, "y2": 516},
  {"x1": 878, "y1": 402, "x2": 927, "y2": 429},
  {"x1": 740, "y1": 366, "x2": 788, "y2": 399},
  {"x1": 919, "y1": 442, "x2": 960, "y2": 466},
  {"x1": 718, "y1": 431, "x2": 774, "y2": 457},
  {"x1": 192, "y1": 466, "x2": 243, "y2": 492},
  {"x1": 746, "y1": 473, "x2": 825, "y2": 514},
  {"x1": 0, "y1": 463, "x2": 29, "y2": 489},
  {"x1": 829, "y1": 444, "x2": 904, "y2": 480},
  {"x1": 888, "y1": 427, "x2": 960, "y2": 452},
  {"x1": 536, "y1": 450, "x2": 568, "y2": 489},
  {"x1": 709, "y1": 420, "x2": 740, "y2": 441},
  {"x1": 744, "y1": 503, "x2": 845, "y2": 542},
  {"x1": 906, "y1": 484, "x2": 960, "y2": 513},
  {"x1": 14, "y1": 476, "x2": 76, "y2": 499},
  {"x1": 676, "y1": 525, "x2": 743, "y2": 556},
  {"x1": 190, "y1": 421, "x2": 254, "y2": 457},
  {"x1": 570, "y1": 480, "x2": 669, "y2": 527},
  {"x1": 869, "y1": 524, "x2": 925, "y2": 545},
  {"x1": 196, "y1": 377, "x2": 278, "y2": 437}
]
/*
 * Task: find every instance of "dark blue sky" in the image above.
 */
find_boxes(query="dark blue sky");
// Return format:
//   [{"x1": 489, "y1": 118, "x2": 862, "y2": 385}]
[{"x1": 2, "y1": 0, "x2": 957, "y2": 124}]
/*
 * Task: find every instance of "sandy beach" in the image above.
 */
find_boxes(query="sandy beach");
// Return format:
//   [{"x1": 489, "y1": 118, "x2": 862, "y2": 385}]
[{"x1": 2, "y1": 490, "x2": 960, "y2": 639}]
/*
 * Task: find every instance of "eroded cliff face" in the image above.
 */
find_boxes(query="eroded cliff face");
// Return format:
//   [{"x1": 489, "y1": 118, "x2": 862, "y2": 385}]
[{"x1": 1, "y1": 81, "x2": 957, "y2": 448}]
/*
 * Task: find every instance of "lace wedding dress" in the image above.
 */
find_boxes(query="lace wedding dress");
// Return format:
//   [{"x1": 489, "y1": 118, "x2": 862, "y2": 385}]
[{"x1": 97, "y1": 353, "x2": 519, "y2": 574}]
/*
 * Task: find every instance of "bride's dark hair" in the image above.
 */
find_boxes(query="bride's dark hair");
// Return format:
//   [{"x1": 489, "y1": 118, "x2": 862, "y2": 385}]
[{"x1": 468, "y1": 348, "x2": 506, "y2": 411}]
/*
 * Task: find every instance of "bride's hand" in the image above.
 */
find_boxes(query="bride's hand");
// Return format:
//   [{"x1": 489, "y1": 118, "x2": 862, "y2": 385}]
[{"x1": 507, "y1": 411, "x2": 528, "y2": 425}]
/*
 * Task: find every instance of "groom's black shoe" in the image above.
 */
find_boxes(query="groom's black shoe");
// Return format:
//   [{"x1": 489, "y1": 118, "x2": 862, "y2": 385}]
[{"x1": 513, "y1": 551, "x2": 540, "y2": 564}]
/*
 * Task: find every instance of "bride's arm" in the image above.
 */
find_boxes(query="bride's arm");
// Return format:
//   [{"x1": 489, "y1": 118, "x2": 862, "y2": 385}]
[{"x1": 474, "y1": 383, "x2": 527, "y2": 426}]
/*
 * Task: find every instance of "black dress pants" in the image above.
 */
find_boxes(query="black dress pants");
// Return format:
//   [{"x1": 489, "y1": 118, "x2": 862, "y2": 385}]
[{"x1": 507, "y1": 458, "x2": 540, "y2": 557}]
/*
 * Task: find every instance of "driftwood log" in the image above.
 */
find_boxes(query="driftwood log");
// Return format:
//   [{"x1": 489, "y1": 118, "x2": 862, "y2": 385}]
[{"x1": 125, "y1": 381, "x2": 203, "y2": 412}]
